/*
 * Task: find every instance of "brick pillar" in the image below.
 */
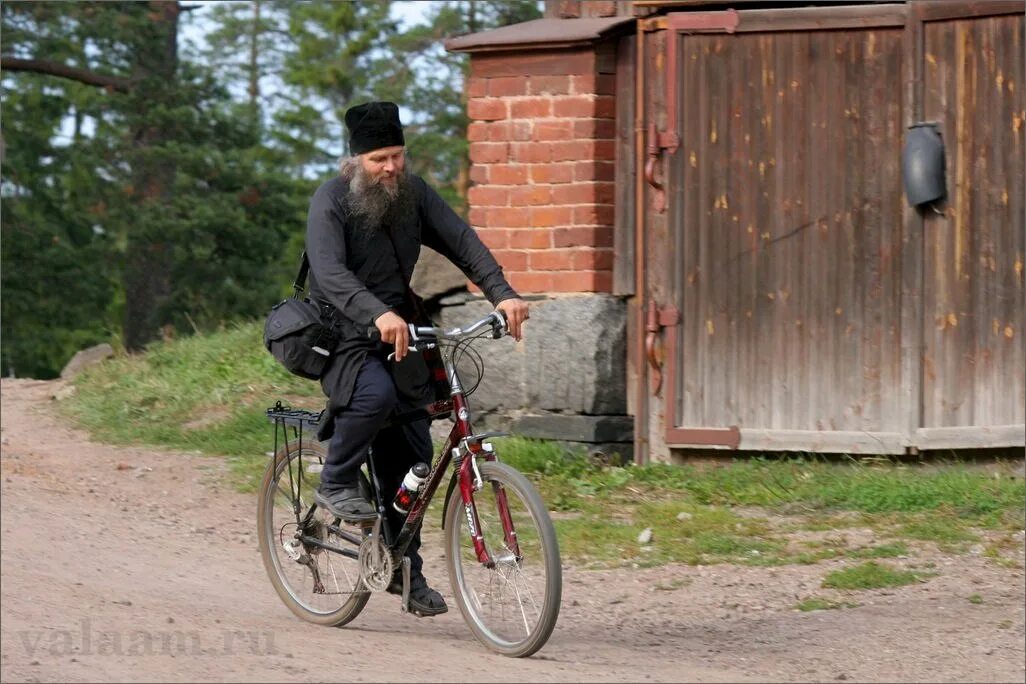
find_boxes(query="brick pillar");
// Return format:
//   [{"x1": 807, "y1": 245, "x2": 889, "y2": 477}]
[{"x1": 465, "y1": 43, "x2": 617, "y2": 295}]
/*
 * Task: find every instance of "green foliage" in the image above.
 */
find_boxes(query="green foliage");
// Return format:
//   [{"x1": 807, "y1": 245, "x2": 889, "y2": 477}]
[
  {"x1": 821, "y1": 562, "x2": 927, "y2": 590},
  {"x1": 2, "y1": 0, "x2": 544, "y2": 375},
  {"x1": 1, "y1": 5, "x2": 120, "y2": 377},
  {"x1": 1, "y1": 2, "x2": 308, "y2": 375}
]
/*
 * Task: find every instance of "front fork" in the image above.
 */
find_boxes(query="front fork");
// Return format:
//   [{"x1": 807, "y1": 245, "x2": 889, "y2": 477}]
[{"x1": 456, "y1": 445, "x2": 522, "y2": 567}]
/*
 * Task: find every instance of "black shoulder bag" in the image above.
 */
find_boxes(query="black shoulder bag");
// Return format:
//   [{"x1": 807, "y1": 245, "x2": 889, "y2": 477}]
[{"x1": 263, "y1": 252, "x2": 339, "y2": 380}]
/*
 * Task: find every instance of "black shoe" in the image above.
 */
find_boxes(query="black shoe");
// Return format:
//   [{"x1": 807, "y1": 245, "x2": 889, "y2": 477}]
[
  {"x1": 387, "y1": 571, "x2": 448, "y2": 617},
  {"x1": 315, "y1": 483, "x2": 377, "y2": 522}
]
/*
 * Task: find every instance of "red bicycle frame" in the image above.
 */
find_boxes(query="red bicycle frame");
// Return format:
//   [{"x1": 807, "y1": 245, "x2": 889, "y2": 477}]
[{"x1": 386, "y1": 375, "x2": 520, "y2": 570}]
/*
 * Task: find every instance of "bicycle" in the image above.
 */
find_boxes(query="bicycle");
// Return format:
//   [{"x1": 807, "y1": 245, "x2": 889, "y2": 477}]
[{"x1": 257, "y1": 311, "x2": 562, "y2": 657}]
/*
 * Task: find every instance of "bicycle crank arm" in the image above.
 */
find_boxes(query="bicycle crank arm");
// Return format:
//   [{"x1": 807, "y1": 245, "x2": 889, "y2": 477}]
[{"x1": 399, "y1": 556, "x2": 411, "y2": 614}]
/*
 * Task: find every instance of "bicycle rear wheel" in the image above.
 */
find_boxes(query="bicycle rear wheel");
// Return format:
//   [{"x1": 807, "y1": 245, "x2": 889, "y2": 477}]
[
  {"x1": 257, "y1": 439, "x2": 369, "y2": 626},
  {"x1": 445, "y1": 461, "x2": 561, "y2": 657}
]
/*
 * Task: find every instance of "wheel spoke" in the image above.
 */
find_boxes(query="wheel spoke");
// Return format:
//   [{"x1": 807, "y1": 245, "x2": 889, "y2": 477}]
[
  {"x1": 446, "y1": 461, "x2": 561, "y2": 656},
  {"x1": 259, "y1": 442, "x2": 368, "y2": 624}
]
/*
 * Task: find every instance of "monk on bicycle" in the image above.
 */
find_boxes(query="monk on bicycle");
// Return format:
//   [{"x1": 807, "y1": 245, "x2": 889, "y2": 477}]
[{"x1": 304, "y1": 101, "x2": 529, "y2": 616}]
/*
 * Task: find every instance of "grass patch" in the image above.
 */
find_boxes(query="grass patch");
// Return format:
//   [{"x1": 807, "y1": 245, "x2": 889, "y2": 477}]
[
  {"x1": 899, "y1": 516, "x2": 979, "y2": 544},
  {"x1": 501, "y1": 440, "x2": 1025, "y2": 526},
  {"x1": 967, "y1": 594, "x2": 984, "y2": 605},
  {"x1": 60, "y1": 322, "x2": 1026, "y2": 569},
  {"x1": 849, "y1": 542, "x2": 909, "y2": 559},
  {"x1": 64, "y1": 321, "x2": 320, "y2": 458},
  {"x1": 549, "y1": 501, "x2": 788, "y2": 568},
  {"x1": 795, "y1": 596, "x2": 858, "y2": 612},
  {"x1": 822, "y1": 561, "x2": 927, "y2": 590},
  {"x1": 981, "y1": 539, "x2": 1024, "y2": 569}
]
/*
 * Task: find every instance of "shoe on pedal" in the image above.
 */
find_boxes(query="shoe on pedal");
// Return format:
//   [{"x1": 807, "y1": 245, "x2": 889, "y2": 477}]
[
  {"x1": 387, "y1": 571, "x2": 448, "y2": 617},
  {"x1": 315, "y1": 483, "x2": 377, "y2": 523}
]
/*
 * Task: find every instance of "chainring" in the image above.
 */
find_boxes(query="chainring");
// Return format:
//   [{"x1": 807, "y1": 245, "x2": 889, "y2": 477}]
[{"x1": 357, "y1": 536, "x2": 394, "y2": 592}]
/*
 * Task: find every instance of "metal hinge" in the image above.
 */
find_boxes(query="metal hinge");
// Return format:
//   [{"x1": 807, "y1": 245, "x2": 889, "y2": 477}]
[
  {"x1": 645, "y1": 301, "x2": 680, "y2": 396},
  {"x1": 645, "y1": 123, "x2": 678, "y2": 213}
]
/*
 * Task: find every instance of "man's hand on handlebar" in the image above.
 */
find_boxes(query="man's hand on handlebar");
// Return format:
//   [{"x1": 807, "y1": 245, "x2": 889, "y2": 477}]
[
  {"x1": 374, "y1": 310, "x2": 410, "y2": 361},
  {"x1": 496, "y1": 298, "x2": 529, "y2": 342}
]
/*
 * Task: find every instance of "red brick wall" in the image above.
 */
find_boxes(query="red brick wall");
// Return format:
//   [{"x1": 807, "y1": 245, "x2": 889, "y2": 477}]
[{"x1": 465, "y1": 44, "x2": 617, "y2": 294}]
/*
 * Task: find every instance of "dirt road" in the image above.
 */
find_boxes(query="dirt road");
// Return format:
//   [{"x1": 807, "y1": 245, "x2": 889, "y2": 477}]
[{"x1": 1, "y1": 378, "x2": 1023, "y2": 682}]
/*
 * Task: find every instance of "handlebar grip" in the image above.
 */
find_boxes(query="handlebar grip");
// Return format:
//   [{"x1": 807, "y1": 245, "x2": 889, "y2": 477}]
[
  {"x1": 491, "y1": 310, "x2": 508, "y2": 339},
  {"x1": 366, "y1": 326, "x2": 381, "y2": 342}
]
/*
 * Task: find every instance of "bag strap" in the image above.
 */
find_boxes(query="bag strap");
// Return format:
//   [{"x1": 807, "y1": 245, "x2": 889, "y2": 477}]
[
  {"x1": 292, "y1": 252, "x2": 310, "y2": 298},
  {"x1": 383, "y1": 228, "x2": 413, "y2": 292},
  {"x1": 384, "y1": 228, "x2": 433, "y2": 324}
]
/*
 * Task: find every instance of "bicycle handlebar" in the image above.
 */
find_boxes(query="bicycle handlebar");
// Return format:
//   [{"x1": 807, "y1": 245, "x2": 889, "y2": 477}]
[
  {"x1": 365, "y1": 311, "x2": 508, "y2": 346},
  {"x1": 412, "y1": 311, "x2": 507, "y2": 341}
]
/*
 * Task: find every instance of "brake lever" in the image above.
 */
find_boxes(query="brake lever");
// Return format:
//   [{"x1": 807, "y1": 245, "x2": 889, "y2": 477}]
[
  {"x1": 492, "y1": 311, "x2": 508, "y2": 339},
  {"x1": 381, "y1": 323, "x2": 418, "y2": 362}
]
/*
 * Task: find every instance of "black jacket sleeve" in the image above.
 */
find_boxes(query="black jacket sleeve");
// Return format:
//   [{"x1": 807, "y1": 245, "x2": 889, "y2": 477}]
[
  {"x1": 305, "y1": 180, "x2": 391, "y2": 326},
  {"x1": 416, "y1": 178, "x2": 520, "y2": 306}
]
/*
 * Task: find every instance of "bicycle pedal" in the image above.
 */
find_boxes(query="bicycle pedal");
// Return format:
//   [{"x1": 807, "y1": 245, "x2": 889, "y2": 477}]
[{"x1": 405, "y1": 603, "x2": 448, "y2": 618}]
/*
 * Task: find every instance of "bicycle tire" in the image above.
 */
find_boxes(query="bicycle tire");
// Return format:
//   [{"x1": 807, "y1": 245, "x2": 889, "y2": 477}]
[
  {"x1": 257, "y1": 439, "x2": 370, "y2": 626},
  {"x1": 444, "y1": 460, "x2": 562, "y2": 657}
]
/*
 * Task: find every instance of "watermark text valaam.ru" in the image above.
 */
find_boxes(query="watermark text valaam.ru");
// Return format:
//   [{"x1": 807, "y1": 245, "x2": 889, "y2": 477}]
[{"x1": 16, "y1": 619, "x2": 277, "y2": 658}]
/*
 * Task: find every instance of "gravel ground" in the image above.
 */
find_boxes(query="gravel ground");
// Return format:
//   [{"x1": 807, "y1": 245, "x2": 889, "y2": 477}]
[{"x1": 1, "y1": 378, "x2": 1023, "y2": 683}]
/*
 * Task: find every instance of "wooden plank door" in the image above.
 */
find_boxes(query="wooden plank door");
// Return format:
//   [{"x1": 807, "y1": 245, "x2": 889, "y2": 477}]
[
  {"x1": 650, "y1": 7, "x2": 911, "y2": 454},
  {"x1": 914, "y1": 3, "x2": 1026, "y2": 448}
]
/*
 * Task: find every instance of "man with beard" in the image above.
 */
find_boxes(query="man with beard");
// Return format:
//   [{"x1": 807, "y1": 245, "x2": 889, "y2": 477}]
[{"x1": 305, "y1": 101, "x2": 529, "y2": 617}]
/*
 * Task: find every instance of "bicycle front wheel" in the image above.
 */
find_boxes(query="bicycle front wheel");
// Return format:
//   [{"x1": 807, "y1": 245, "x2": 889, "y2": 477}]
[
  {"x1": 257, "y1": 439, "x2": 369, "y2": 626},
  {"x1": 445, "y1": 461, "x2": 562, "y2": 657}
]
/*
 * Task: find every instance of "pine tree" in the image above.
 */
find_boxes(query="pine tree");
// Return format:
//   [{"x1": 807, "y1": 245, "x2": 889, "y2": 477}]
[{"x1": 1, "y1": 1, "x2": 305, "y2": 372}]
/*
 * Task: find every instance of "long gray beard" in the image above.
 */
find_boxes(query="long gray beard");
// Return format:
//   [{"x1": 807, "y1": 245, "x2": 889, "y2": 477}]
[{"x1": 339, "y1": 156, "x2": 414, "y2": 232}]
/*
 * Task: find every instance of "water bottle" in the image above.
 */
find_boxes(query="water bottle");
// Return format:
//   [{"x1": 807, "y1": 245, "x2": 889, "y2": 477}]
[{"x1": 392, "y1": 462, "x2": 430, "y2": 514}]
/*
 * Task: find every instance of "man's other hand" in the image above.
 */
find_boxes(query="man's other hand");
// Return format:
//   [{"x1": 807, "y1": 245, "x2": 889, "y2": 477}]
[
  {"x1": 375, "y1": 311, "x2": 410, "y2": 361},
  {"x1": 496, "y1": 298, "x2": 529, "y2": 341}
]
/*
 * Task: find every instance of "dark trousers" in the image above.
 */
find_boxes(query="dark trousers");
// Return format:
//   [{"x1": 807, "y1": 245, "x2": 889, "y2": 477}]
[{"x1": 322, "y1": 354, "x2": 433, "y2": 573}]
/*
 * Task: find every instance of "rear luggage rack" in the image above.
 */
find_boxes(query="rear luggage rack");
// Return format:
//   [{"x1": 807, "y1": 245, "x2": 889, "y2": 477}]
[{"x1": 266, "y1": 400, "x2": 323, "y2": 428}]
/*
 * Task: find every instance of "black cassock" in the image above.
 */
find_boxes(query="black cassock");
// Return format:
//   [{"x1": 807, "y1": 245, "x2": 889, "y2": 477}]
[{"x1": 304, "y1": 173, "x2": 518, "y2": 442}]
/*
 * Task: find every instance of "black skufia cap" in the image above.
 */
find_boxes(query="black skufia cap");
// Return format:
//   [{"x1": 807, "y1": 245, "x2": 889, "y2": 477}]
[{"x1": 344, "y1": 101, "x2": 405, "y2": 155}]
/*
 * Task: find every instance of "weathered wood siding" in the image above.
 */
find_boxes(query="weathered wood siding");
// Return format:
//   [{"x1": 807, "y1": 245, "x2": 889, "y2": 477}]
[
  {"x1": 920, "y1": 13, "x2": 1025, "y2": 429},
  {"x1": 670, "y1": 28, "x2": 908, "y2": 432},
  {"x1": 640, "y1": 3, "x2": 1026, "y2": 456}
]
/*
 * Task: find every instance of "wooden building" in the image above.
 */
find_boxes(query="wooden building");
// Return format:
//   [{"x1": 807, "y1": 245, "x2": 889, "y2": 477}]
[{"x1": 448, "y1": 1, "x2": 1025, "y2": 462}]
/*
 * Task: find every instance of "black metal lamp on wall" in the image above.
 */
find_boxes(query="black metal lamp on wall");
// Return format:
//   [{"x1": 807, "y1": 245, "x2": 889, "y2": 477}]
[{"x1": 902, "y1": 122, "x2": 947, "y2": 212}]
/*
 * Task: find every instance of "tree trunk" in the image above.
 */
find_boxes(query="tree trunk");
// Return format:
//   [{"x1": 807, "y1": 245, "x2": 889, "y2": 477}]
[{"x1": 121, "y1": 0, "x2": 180, "y2": 351}]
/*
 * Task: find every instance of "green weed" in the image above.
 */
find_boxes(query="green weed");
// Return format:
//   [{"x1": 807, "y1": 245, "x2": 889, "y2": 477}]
[
  {"x1": 795, "y1": 597, "x2": 858, "y2": 611},
  {"x1": 849, "y1": 542, "x2": 909, "y2": 559},
  {"x1": 822, "y1": 561, "x2": 927, "y2": 590},
  {"x1": 899, "y1": 516, "x2": 979, "y2": 544}
]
